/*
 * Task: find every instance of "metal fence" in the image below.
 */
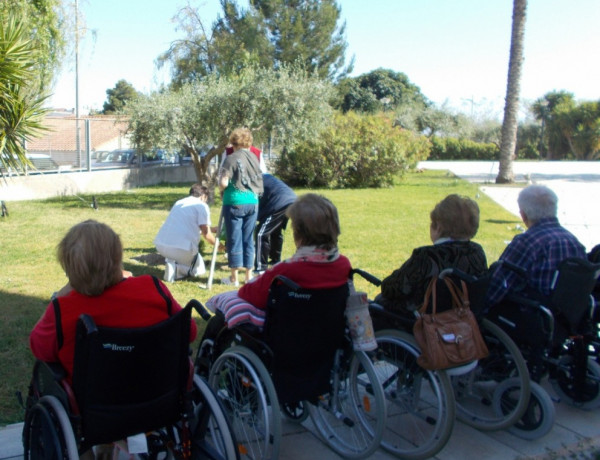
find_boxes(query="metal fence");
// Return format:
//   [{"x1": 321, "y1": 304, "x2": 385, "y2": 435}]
[{"x1": 8, "y1": 116, "x2": 188, "y2": 175}]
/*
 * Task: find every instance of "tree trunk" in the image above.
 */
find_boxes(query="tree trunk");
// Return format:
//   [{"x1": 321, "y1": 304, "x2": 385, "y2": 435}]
[
  {"x1": 188, "y1": 140, "x2": 229, "y2": 186},
  {"x1": 496, "y1": 0, "x2": 527, "y2": 184}
]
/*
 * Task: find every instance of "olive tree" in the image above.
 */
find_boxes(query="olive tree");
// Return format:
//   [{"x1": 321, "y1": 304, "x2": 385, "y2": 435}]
[{"x1": 127, "y1": 65, "x2": 334, "y2": 183}]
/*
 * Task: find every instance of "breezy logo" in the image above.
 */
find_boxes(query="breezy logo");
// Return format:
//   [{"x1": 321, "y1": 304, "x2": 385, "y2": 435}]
[
  {"x1": 102, "y1": 343, "x2": 135, "y2": 352},
  {"x1": 287, "y1": 292, "x2": 311, "y2": 300}
]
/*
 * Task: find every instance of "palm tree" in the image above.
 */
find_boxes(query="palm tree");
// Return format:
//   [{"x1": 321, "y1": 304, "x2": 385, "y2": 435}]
[
  {"x1": 496, "y1": 0, "x2": 527, "y2": 184},
  {"x1": 0, "y1": 16, "x2": 49, "y2": 176}
]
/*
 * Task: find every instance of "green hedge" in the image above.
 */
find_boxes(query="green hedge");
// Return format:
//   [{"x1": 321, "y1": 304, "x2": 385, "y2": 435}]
[
  {"x1": 275, "y1": 112, "x2": 430, "y2": 188},
  {"x1": 428, "y1": 137, "x2": 499, "y2": 160}
]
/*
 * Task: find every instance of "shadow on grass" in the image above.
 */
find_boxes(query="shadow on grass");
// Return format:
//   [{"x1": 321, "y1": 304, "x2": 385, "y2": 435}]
[
  {"x1": 401, "y1": 171, "x2": 469, "y2": 188},
  {"x1": 485, "y1": 218, "x2": 521, "y2": 224},
  {"x1": 0, "y1": 290, "x2": 49, "y2": 425},
  {"x1": 42, "y1": 184, "x2": 189, "y2": 211}
]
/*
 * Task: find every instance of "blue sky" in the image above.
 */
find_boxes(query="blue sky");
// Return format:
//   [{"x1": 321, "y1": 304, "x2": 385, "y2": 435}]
[{"x1": 50, "y1": 0, "x2": 600, "y2": 119}]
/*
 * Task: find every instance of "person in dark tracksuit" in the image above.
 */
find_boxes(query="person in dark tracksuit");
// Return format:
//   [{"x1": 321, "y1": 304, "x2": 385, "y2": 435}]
[{"x1": 255, "y1": 174, "x2": 297, "y2": 273}]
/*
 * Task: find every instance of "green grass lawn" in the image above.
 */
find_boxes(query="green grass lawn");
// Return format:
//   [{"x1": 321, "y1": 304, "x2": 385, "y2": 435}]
[{"x1": 0, "y1": 169, "x2": 521, "y2": 425}]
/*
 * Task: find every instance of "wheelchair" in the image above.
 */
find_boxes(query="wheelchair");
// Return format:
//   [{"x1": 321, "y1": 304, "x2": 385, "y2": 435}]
[
  {"x1": 194, "y1": 271, "x2": 386, "y2": 460},
  {"x1": 22, "y1": 301, "x2": 238, "y2": 460},
  {"x1": 368, "y1": 267, "x2": 532, "y2": 452},
  {"x1": 351, "y1": 269, "x2": 454, "y2": 460},
  {"x1": 486, "y1": 257, "x2": 600, "y2": 439}
]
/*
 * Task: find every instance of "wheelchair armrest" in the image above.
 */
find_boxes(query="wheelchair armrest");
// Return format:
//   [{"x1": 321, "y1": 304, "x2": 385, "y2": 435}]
[
  {"x1": 504, "y1": 292, "x2": 543, "y2": 309},
  {"x1": 499, "y1": 260, "x2": 528, "y2": 278},
  {"x1": 351, "y1": 268, "x2": 381, "y2": 287},
  {"x1": 368, "y1": 301, "x2": 414, "y2": 332},
  {"x1": 32, "y1": 361, "x2": 80, "y2": 416},
  {"x1": 37, "y1": 360, "x2": 68, "y2": 382},
  {"x1": 500, "y1": 294, "x2": 555, "y2": 346}
]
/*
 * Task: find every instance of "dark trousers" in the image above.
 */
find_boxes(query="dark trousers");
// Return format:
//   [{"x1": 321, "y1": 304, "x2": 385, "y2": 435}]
[{"x1": 255, "y1": 207, "x2": 290, "y2": 271}]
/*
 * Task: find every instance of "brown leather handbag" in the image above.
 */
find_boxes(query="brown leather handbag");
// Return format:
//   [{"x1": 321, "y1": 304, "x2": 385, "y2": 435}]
[{"x1": 413, "y1": 276, "x2": 489, "y2": 370}]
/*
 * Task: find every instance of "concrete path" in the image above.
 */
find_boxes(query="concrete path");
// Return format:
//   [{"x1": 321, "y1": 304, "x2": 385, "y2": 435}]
[
  {"x1": 418, "y1": 160, "x2": 600, "y2": 252},
  {"x1": 3, "y1": 160, "x2": 600, "y2": 459}
]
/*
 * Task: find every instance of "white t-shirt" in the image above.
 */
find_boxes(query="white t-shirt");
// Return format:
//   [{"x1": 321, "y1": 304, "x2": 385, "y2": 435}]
[{"x1": 154, "y1": 195, "x2": 211, "y2": 251}]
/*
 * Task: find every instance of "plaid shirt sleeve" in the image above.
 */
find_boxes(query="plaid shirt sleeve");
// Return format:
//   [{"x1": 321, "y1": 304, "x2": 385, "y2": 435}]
[
  {"x1": 486, "y1": 218, "x2": 586, "y2": 307},
  {"x1": 486, "y1": 232, "x2": 532, "y2": 307}
]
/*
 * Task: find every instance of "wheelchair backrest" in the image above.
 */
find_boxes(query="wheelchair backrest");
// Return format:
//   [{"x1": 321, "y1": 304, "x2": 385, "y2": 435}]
[
  {"x1": 549, "y1": 258, "x2": 600, "y2": 331},
  {"x1": 263, "y1": 276, "x2": 349, "y2": 404},
  {"x1": 72, "y1": 304, "x2": 192, "y2": 447}
]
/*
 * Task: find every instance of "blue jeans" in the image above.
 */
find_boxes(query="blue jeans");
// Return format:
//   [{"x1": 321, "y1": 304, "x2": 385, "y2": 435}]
[{"x1": 223, "y1": 204, "x2": 258, "y2": 269}]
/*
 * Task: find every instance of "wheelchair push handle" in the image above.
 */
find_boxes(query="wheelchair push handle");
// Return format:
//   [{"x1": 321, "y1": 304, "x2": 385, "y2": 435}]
[
  {"x1": 350, "y1": 268, "x2": 381, "y2": 287},
  {"x1": 186, "y1": 299, "x2": 212, "y2": 321},
  {"x1": 438, "y1": 267, "x2": 479, "y2": 284}
]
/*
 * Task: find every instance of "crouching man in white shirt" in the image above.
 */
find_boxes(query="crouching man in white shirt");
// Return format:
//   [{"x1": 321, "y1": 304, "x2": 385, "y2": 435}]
[{"x1": 154, "y1": 184, "x2": 216, "y2": 282}]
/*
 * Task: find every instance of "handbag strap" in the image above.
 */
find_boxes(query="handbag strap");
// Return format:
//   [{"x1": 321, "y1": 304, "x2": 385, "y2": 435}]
[
  {"x1": 443, "y1": 277, "x2": 470, "y2": 310},
  {"x1": 419, "y1": 277, "x2": 438, "y2": 315},
  {"x1": 419, "y1": 276, "x2": 470, "y2": 316}
]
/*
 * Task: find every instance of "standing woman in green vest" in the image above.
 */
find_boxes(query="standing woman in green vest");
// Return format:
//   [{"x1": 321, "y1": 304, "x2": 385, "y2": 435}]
[{"x1": 218, "y1": 127, "x2": 264, "y2": 286}]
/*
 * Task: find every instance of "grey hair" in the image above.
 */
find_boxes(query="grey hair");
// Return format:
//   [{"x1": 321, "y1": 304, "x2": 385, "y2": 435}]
[{"x1": 517, "y1": 185, "x2": 557, "y2": 222}]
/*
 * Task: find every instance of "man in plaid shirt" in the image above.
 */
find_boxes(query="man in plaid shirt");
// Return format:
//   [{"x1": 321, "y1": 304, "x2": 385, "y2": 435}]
[{"x1": 486, "y1": 184, "x2": 586, "y2": 308}]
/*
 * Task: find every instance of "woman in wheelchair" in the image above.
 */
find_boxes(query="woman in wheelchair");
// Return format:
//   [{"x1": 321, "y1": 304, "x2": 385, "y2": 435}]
[
  {"x1": 30, "y1": 219, "x2": 197, "y2": 382},
  {"x1": 375, "y1": 194, "x2": 487, "y2": 317},
  {"x1": 201, "y1": 193, "x2": 352, "y2": 338},
  {"x1": 198, "y1": 194, "x2": 387, "y2": 460},
  {"x1": 28, "y1": 220, "x2": 198, "y2": 458}
]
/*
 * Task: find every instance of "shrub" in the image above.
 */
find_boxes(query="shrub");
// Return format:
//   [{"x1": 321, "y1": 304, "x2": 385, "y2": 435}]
[
  {"x1": 275, "y1": 112, "x2": 430, "y2": 188},
  {"x1": 428, "y1": 137, "x2": 499, "y2": 160}
]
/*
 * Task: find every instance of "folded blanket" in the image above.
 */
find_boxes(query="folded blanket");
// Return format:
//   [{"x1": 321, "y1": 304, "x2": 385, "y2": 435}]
[{"x1": 206, "y1": 291, "x2": 266, "y2": 329}]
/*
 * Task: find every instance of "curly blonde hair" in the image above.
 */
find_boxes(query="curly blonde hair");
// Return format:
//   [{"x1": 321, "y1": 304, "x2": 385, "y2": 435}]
[
  {"x1": 229, "y1": 127, "x2": 253, "y2": 149},
  {"x1": 57, "y1": 220, "x2": 124, "y2": 296}
]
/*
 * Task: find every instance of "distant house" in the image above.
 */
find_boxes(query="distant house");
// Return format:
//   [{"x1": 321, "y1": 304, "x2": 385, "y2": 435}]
[{"x1": 26, "y1": 112, "x2": 131, "y2": 167}]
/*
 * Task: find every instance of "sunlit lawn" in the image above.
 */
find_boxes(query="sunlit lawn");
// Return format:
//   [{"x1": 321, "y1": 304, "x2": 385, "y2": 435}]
[{"x1": 0, "y1": 169, "x2": 521, "y2": 424}]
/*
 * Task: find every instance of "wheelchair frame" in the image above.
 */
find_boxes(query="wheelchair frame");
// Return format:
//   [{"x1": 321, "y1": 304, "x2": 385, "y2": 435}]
[
  {"x1": 366, "y1": 266, "x2": 532, "y2": 450},
  {"x1": 486, "y1": 258, "x2": 600, "y2": 439},
  {"x1": 22, "y1": 301, "x2": 238, "y2": 460},
  {"x1": 195, "y1": 272, "x2": 387, "y2": 460}
]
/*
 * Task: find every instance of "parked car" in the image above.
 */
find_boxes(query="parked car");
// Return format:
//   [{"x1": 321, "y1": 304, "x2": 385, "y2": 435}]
[{"x1": 92, "y1": 149, "x2": 166, "y2": 169}]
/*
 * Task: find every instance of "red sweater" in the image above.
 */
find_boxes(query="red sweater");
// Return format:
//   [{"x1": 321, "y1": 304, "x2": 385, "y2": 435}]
[
  {"x1": 29, "y1": 275, "x2": 197, "y2": 381},
  {"x1": 238, "y1": 255, "x2": 352, "y2": 310}
]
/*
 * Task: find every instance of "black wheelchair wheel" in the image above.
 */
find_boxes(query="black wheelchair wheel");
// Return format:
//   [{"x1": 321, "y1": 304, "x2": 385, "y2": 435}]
[
  {"x1": 24, "y1": 396, "x2": 78, "y2": 460},
  {"x1": 281, "y1": 401, "x2": 309, "y2": 423},
  {"x1": 551, "y1": 356, "x2": 600, "y2": 409},
  {"x1": 191, "y1": 375, "x2": 240, "y2": 460},
  {"x1": 453, "y1": 319, "x2": 531, "y2": 431},
  {"x1": 372, "y1": 330, "x2": 455, "y2": 460},
  {"x1": 208, "y1": 346, "x2": 281, "y2": 460},
  {"x1": 508, "y1": 381, "x2": 555, "y2": 440}
]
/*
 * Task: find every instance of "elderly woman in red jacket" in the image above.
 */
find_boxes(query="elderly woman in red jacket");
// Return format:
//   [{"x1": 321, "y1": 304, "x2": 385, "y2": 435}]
[{"x1": 29, "y1": 219, "x2": 197, "y2": 382}]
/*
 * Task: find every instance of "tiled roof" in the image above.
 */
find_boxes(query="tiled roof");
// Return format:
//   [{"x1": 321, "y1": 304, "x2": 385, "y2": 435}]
[{"x1": 27, "y1": 115, "x2": 131, "y2": 152}]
